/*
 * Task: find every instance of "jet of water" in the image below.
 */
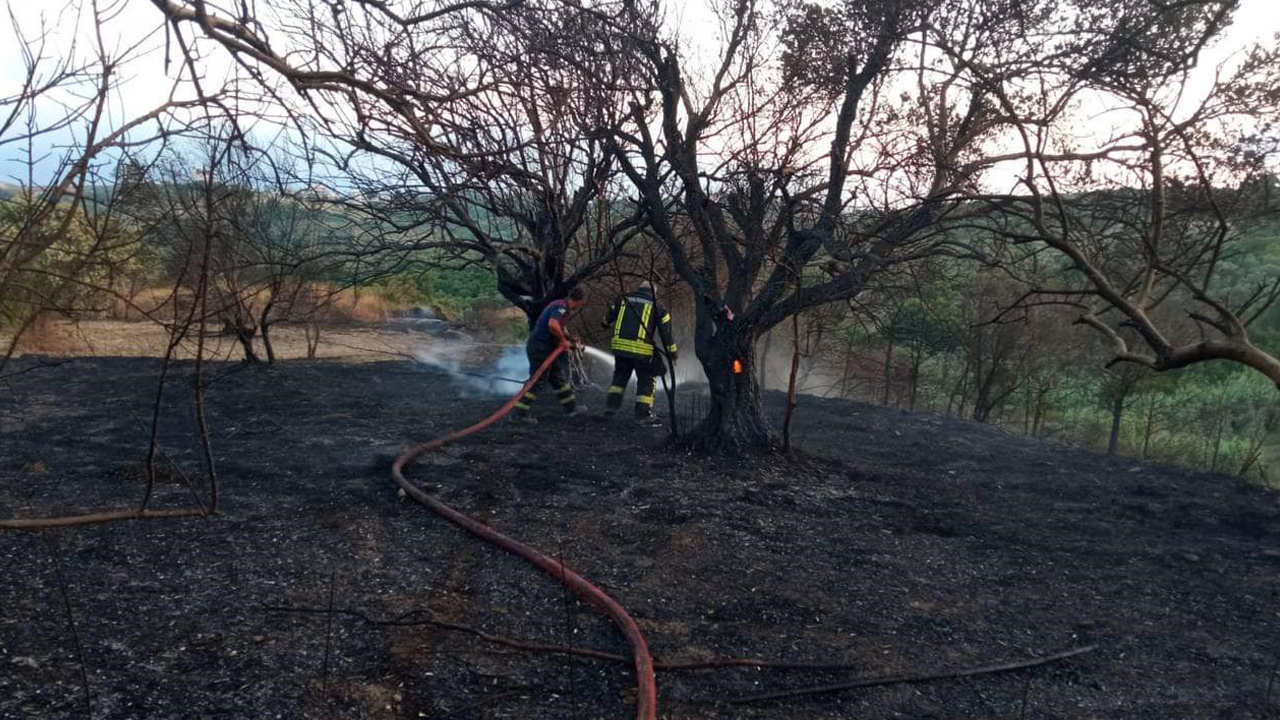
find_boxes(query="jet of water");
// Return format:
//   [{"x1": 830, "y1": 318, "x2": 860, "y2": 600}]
[{"x1": 580, "y1": 345, "x2": 614, "y2": 366}]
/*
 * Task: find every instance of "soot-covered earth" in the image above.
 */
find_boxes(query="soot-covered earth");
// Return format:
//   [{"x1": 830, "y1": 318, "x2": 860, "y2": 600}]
[{"x1": 2, "y1": 351, "x2": 1280, "y2": 720}]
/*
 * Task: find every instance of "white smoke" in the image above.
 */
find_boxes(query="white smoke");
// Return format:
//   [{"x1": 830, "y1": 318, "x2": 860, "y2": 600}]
[
  {"x1": 415, "y1": 339, "x2": 707, "y2": 397},
  {"x1": 413, "y1": 340, "x2": 528, "y2": 396}
]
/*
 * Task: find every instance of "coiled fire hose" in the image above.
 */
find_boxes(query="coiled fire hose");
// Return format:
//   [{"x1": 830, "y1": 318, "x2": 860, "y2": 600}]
[{"x1": 392, "y1": 343, "x2": 657, "y2": 720}]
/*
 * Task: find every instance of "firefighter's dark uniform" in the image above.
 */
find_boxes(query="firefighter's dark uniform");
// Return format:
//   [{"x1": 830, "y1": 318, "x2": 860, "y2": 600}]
[
  {"x1": 515, "y1": 299, "x2": 579, "y2": 420},
  {"x1": 601, "y1": 287, "x2": 677, "y2": 419}
]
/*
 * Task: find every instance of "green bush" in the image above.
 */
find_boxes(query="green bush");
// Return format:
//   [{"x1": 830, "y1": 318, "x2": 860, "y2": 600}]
[
  {"x1": 368, "y1": 274, "x2": 425, "y2": 307},
  {"x1": 362, "y1": 266, "x2": 502, "y2": 320}
]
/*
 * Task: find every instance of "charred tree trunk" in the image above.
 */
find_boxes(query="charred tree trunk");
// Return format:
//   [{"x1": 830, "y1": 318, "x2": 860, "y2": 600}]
[
  {"x1": 782, "y1": 314, "x2": 801, "y2": 453},
  {"x1": 234, "y1": 324, "x2": 259, "y2": 363},
  {"x1": 304, "y1": 323, "x2": 321, "y2": 359},
  {"x1": 1033, "y1": 386, "x2": 1049, "y2": 437},
  {"x1": 499, "y1": 274, "x2": 569, "y2": 332},
  {"x1": 496, "y1": 209, "x2": 574, "y2": 331},
  {"x1": 1142, "y1": 395, "x2": 1158, "y2": 459},
  {"x1": 758, "y1": 328, "x2": 772, "y2": 391},
  {"x1": 1107, "y1": 394, "x2": 1125, "y2": 455},
  {"x1": 839, "y1": 350, "x2": 852, "y2": 399},
  {"x1": 222, "y1": 314, "x2": 259, "y2": 363},
  {"x1": 259, "y1": 296, "x2": 277, "y2": 364},
  {"x1": 690, "y1": 324, "x2": 771, "y2": 453},
  {"x1": 972, "y1": 369, "x2": 993, "y2": 422},
  {"x1": 908, "y1": 349, "x2": 922, "y2": 412},
  {"x1": 881, "y1": 340, "x2": 894, "y2": 406},
  {"x1": 950, "y1": 362, "x2": 970, "y2": 418},
  {"x1": 1024, "y1": 384, "x2": 1033, "y2": 435},
  {"x1": 1209, "y1": 406, "x2": 1226, "y2": 472},
  {"x1": 261, "y1": 321, "x2": 276, "y2": 364}
]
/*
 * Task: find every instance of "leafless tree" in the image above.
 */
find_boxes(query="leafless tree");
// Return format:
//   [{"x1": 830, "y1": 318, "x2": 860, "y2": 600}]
[
  {"x1": 602, "y1": 0, "x2": 1029, "y2": 450},
  {"x1": 0, "y1": 0, "x2": 249, "y2": 527},
  {"x1": 961, "y1": 1, "x2": 1280, "y2": 385},
  {"x1": 149, "y1": 0, "x2": 649, "y2": 326},
  {"x1": 126, "y1": 139, "x2": 362, "y2": 364},
  {"x1": 1, "y1": 0, "x2": 233, "y2": 375}
]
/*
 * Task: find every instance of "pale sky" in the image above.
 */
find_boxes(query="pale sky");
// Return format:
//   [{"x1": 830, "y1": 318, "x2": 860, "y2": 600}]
[{"x1": 1, "y1": 0, "x2": 1278, "y2": 185}]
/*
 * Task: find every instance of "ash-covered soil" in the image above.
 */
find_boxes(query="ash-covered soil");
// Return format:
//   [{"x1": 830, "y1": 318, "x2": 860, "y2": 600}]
[{"x1": 2, "y1": 354, "x2": 1279, "y2": 720}]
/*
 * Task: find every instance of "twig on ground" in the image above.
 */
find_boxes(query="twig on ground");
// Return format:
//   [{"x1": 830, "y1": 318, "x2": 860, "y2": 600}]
[
  {"x1": 130, "y1": 419, "x2": 208, "y2": 514},
  {"x1": 1, "y1": 507, "x2": 206, "y2": 530},
  {"x1": 267, "y1": 605, "x2": 629, "y2": 664},
  {"x1": 50, "y1": 536, "x2": 93, "y2": 718},
  {"x1": 440, "y1": 687, "x2": 535, "y2": 718},
  {"x1": 559, "y1": 538, "x2": 580, "y2": 720},
  {"x1": 266, "y1": 604, "x2": 1069, "y2": 674},
  {"x1": 728, "y1": 644, "x2": 1098, "y2": 704},
  {"x1": 321, "y1": 571, "x2": 337, "y2": 710}
]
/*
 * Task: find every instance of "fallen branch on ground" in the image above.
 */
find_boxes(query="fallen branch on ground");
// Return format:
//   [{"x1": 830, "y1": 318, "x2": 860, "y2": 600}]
[
  {"x1": 267, "y1": 604, "x2": 1074, "y2": 674},
  {"x1": 728, "y1": 644, "x2": 1098, "y2": 704},
  {"x1": 267, "y1": 604, "x2": 635, "y2": 665},
  {"x1": 0, "y1": 507, "x2": 208, "y2": 530}
]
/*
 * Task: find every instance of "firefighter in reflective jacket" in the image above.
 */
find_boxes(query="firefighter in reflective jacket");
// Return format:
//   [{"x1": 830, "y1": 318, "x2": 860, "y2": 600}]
[
  {"x1": 514, "y1": 287, "x2": 588, "y2": 423},
  {"x1": 601, "y1": 281, "x2": 678, "y2": 426}
]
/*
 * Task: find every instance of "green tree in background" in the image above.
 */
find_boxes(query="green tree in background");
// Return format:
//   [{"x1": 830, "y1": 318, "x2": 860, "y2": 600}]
[{"x1": 884, "y1": 297, "x2": 961, "y2": 411}]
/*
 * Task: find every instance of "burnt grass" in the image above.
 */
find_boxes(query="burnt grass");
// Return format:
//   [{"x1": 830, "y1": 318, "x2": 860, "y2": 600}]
[{"x1": 2, "y1": 355, "x2": 1280, "y2": 720}]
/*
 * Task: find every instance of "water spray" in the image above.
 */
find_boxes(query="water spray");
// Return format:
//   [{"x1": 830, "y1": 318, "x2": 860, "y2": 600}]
[{"x1": 580, "y1": 345, "x2": 614, "y2": 367}]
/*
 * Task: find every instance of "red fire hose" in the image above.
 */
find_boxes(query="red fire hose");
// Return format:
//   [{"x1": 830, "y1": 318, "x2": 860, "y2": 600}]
[{"x1": 392, "y1": 343, "x2": 657, "y2": 720}]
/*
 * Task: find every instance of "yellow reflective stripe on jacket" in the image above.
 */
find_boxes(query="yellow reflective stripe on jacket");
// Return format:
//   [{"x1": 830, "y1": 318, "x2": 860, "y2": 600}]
[
  {"x1": 637, "y1": 302, "x2": 652, "y2": 342},
  {"x1": 610, "y1": 338, "x2": 654, "y2": 356},
  {"x1": 613, "y1": 300, "x2": 627, "y2": 339}
]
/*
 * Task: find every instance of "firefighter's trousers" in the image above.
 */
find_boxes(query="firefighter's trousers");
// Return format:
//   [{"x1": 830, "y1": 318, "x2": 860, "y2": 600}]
[
  {"x1": 606, "y1": 353, "x2": 664, "y2": 418},
  {"x1": 515, "y1": 338, "x2": 577, "y2": 417}
]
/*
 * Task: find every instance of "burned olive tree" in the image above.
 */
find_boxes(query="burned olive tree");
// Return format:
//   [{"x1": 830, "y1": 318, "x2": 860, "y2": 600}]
[
  {"x1": 150, "y1": 0, "x2": 649, "y2": 326},
  {"x1": 604, "y1": 0, "x2": 1015, "y2": 451}
]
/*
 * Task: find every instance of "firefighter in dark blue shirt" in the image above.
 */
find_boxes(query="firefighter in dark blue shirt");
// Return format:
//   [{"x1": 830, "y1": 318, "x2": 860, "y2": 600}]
[
  {"x1": 514, "y1": 287, "x2": 588, "y2": 423},
  {"x1": 601, "y1": 281, "x2": 677, "y2": 426}
]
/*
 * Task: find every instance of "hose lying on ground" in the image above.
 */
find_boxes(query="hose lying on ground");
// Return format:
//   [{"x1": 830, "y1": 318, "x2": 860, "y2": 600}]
[{"x1": 392, "y1": 343, "x2": 657, "y2": 720}]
